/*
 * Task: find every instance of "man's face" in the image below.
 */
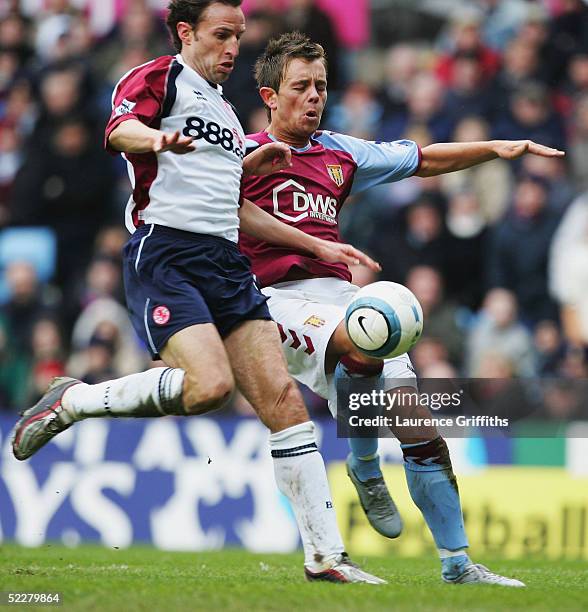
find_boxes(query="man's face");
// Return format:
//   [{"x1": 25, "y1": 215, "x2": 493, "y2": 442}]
[
  {"x1": 271, "y1": 58, "x2": 327, "y2": 138},
  {"x1": 183, "y1": 3, "x2": 245, "y2": 84}
]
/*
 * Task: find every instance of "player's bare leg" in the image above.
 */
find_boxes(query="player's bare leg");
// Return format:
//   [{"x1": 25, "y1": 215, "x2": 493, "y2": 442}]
[
  {"x1": 326, "y1": 321, "x2": 404, "y2": 538},
  {"x1": 12, "y1": 324, "x2": 234, "y2": 460},
  {"x1": 223, "y1": 319, "x2": 385, "y2": 584},
  {"x1": 160, "y1": 324, "x2": 234, "y2": 414}
]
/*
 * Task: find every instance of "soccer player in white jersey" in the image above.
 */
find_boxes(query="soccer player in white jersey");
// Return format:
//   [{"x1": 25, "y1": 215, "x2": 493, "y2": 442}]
[
  {"x1": 240, "y1": 32, "x2": 565, "y2": 587},
  {"x1": 11, "y1": 1, "x2": 386, "y2": 584}
]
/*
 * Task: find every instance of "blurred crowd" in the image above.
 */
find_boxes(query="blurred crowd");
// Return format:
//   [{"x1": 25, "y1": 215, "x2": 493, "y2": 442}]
[{"x1": 0, "y1": 0, "x2": 587, "y2": 421}]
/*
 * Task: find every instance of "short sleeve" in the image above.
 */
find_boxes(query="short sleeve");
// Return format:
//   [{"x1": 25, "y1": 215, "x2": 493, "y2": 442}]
[
  {"x1": 104, "y1": 56, "x2": 175, "y2": 154},
  {"x1": 314, "y1": 131, "x2": 421, "y2": 195}
]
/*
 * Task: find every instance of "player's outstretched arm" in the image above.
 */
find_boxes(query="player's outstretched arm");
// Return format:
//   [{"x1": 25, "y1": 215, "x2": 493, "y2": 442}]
[
  {"x1": 239, "y1": 199, "x2": 380, "y2": 272},
  {"x1": 108, "y1": 119, "x2": 195, "y2": 154},
  {"x1": 242, "y1": 142, "x2": 292, "y2": 176},
  {"x1": 416, "y1": 139, "x2": 564, "y2": 177}
]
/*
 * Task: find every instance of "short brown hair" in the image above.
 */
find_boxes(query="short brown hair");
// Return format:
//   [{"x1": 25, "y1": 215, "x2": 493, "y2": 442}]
[
  {"x1": 254, "y1": 32, "x2": 327, "y2": 118},
  {"x1": 166, "y1": 0, "x2": 242, "y2": 53}
]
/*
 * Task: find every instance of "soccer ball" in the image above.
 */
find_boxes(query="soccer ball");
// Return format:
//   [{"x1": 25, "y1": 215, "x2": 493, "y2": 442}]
[{"x1": 345, "y1": 281, "x2": 424, "y2": 359}]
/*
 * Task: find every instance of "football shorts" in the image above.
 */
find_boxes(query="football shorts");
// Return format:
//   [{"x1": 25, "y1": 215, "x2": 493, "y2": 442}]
[
  {"x1": 123, "y1": 224, "x2": 271, "y2": 359},
  {"x1": 262, "y1": 277, "x2": 417, "y2": 416}
]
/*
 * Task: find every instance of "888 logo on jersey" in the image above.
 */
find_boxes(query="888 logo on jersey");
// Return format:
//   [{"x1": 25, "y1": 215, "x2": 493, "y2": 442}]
[{"x1": 183, "y1": 116, "x2": 244, "y2": 159}]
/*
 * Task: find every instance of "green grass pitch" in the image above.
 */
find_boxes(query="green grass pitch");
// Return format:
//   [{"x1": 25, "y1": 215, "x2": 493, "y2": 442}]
[{"x1": 1, "y1": 545, "x2": 587, "y2": 611}]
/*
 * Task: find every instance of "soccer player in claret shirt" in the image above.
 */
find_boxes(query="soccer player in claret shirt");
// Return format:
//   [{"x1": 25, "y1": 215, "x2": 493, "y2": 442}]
[
  {"x1": 12, "y1": 1, "x2": 386, "y2": 584},
  {"x1": 240, "y1": 32, "x2": 564, "y2": 586}
]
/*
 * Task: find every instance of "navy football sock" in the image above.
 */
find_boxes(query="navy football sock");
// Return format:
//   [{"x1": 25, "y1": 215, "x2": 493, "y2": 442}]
[{"x1": 401, "y1": 437, "x2": 469, "y2": 573}]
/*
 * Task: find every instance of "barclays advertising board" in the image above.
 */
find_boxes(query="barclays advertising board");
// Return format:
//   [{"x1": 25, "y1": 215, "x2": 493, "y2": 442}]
[{"x1": 0, "y1": 416, "x2": 350, "y2": 550}]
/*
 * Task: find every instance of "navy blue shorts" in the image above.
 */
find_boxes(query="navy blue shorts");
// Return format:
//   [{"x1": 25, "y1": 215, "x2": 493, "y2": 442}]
[{"x1": 123, "y1": 224, "x2": 271, "y2": 359}]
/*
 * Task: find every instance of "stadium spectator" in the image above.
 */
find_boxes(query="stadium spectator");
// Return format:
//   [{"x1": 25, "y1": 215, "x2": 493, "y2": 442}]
[
  {"x1": 1, "y1": 78, "x2": 35, "y2": 133},
  {"x1": 558, "y1": 345, "x2": 588, "y2": 379},
  {"x1": 533, "y1": 319, "x2": 566, "y2": 375},
  {"x1": 548, "y1": 0, "x2": 588, "y2": 84},
  {"x1": 435, "y1": 9, "x2": 500, "y2": 86},
  {"x1": 326, "y1": 81, "x2": 382, "y2": 140},
  {"x1": 440, "y1": 116, "x2": 512, "y2": 223},
  {"x1": 542, "y1": 378, "x2": 585, "y2": 419},
  {"x1": 444, "y1": 189, "x2": 488, "y2": 310},
  {"x1": 69, "y1": 298, "x2": 148, "y2": 378},
  {"x1": 556, "y1": 50, "x2": 588, "y2": 117},
  {"x1": 0, "y1": 121, "x2": 21, "y2": 226},
  {"x1": 0, "y1": 319, "x2": 29, "y2": 410},
  {"x1": 374, "y1": 195, "x2": 451, "y2": 286},
  {"x1": 378, "y1": 44, "x2": 422, "y2": 120},
  {"x1": 405, "y1": 265, "x2": 465, "y2": 367},
  {"x1": 26, "y1": 65, "x2": 88, "y2": 146},
  {"x1": 77, "y1": 255, "x2": 124, "y2": 310},
  {"x1": 93, "y1": 225, "x2": 129, "y2": 264},
  {"x1": 491, "y1": 36, "x2": 544, "y2": 111},
  {"x1": 0, "y1": 260, "x2": 58, "y2": 355},
  {"x1": 74, "y1": 332, "x2": 118, "y2": 385},
  {"x1": 549, "y1": 191, "x2": 588, "y2": 346},
  {"x1": 444, "y1": 51, "x2": 494, "y2": 123},
  {"x1": 478, "y1": 0, "x2": 533, "y2": 51},
  {"x1": 379, "y1": 73, "x2": 454, "y2": 143},
  {"x1": 25, "y1": 316, "x2": 66, "y2": 405},
  {"x1": 0, "y1": 11, "x2": 33, "y2": 69},
  {"x1": 418, "y1": 359, "x2": 458, "y2": 379},
  {"x1": 487, "y1": 174, "x2": 561, "y2": 325},
  {"x1": 0, "y1": 48, "x2": 22, "y2": 103},
  {"x1": 519, "y1": 153, "x2": 575, "y2": 212},
  {"x1": 466, "y1": 288, "x2": 536, "y2": 377},
  {"x1": 10, "y1": 116, "x2": 116, "y2": 303},
  {"x1": 493, "y1": 82, "x2": 567, "y2": 151},
  {"x1": 411, "y1": 336, "x2": 453, "y2": 377},
  {"x1": 92, "y1": 1, "x2": 170, "y2": 81},
  {"x1": 473, "y1": 351, "x2": 516, "y2": 378},
  {"x1": 568, "y1": 93, "x2": 588, "y2": 191}
]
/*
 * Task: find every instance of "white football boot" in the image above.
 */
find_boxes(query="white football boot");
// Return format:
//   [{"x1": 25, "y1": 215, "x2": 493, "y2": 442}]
[
  {"x1": 443, "y1": 563, "x2": 526, "y2": 587},
  {"x1": 304, "y1": 553, "x2": 387, "y2": 584}
]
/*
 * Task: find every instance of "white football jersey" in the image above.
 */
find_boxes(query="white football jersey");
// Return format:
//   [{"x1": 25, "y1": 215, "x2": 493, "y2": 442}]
[{"x1": 106, "y1": 54, "x2": 247, "y2": 242}]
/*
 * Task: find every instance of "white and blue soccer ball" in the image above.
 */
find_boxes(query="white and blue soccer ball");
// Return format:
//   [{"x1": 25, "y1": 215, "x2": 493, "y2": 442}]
[{"x1": 345, "y1": 281, "x2": 424, "y2": 359}]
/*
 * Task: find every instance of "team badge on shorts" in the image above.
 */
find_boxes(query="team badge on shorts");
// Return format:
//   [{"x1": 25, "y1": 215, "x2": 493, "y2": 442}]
[
  {"x1": 326, "y1": 164, "x2": 344, "y2": 187},
  {"x1": 304, "y1": 315, "x2": 326, "y2": 328},
  {"x1": 153, "y1": 305, "x2": 171, "y2": 325}
]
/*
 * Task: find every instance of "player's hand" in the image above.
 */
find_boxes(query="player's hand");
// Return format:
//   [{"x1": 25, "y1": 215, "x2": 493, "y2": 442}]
[
  {"x1": 242, "y1": 142, "x2": 292, "y2": 176},
  {"x1": 493, "y1": 140, "x2": 565, "y2": 160},
  {"x1": 152, "y1": 130, "x2": 195, "y2": 154},
  {"x1": 312, "y1": 239, "x2": 381, "y2": 272}
]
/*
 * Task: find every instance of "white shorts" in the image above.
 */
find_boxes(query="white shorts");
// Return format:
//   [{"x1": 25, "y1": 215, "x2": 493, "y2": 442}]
[{"x1": 262, "y1": 277, "x2": 417, "y2": 416}]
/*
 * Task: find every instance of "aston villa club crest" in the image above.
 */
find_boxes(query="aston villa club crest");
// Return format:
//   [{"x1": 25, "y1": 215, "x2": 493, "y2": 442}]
[
  {"x1": 326, "y1": 164, "x2": 344, "y2": 187},
  {"x1": 304, "y1": 315, "x2": 326, "y2": 328}
]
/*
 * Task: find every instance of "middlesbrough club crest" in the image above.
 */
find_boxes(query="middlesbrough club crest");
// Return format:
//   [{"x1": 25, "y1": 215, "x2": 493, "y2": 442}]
[
  {"x1": 326, "y1": 164, "x2": 344, "y2": 187},
  {"x1": 153, "y1": 305, "x2": 171, "y2": 325}
]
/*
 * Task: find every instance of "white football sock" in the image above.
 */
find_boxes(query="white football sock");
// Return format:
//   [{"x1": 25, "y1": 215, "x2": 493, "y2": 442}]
[
  {"x1": 269, "y1": 421, "x2": 345, "y2": 567},
  {"x1": 62, "y1": 367, "x2": 185, "y2": 419}
]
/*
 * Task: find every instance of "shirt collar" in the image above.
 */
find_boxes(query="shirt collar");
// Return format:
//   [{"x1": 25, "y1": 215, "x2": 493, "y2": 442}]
[{"x1": 266, "y1": 131, "x2": 313, "y2": 152}]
